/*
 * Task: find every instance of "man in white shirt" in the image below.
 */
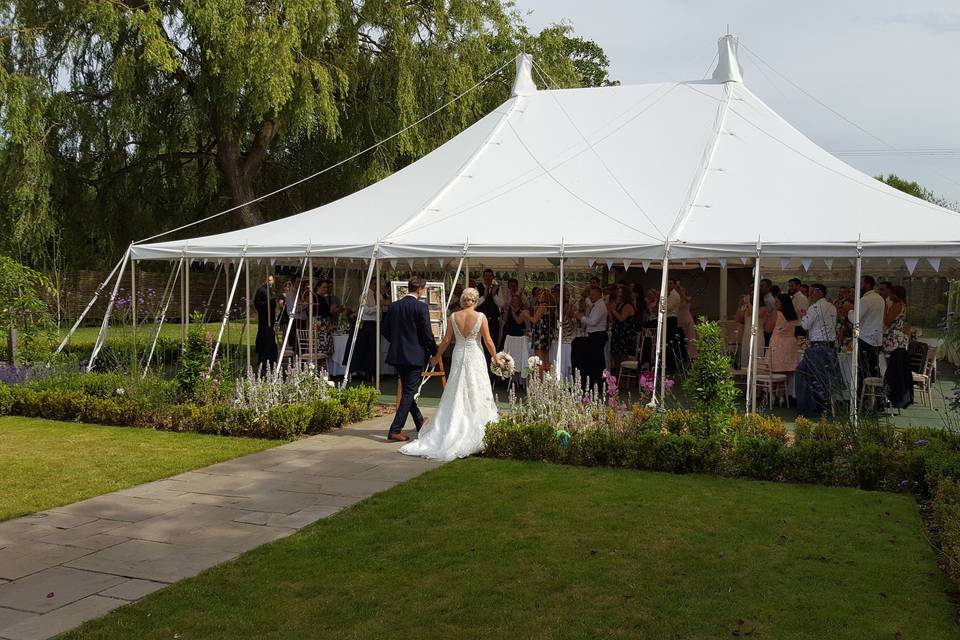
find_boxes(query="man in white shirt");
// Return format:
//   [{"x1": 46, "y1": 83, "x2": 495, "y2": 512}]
[
  {"x1": 788, "y1": 278, "x2": 809, "y2": 315},
  {"x1": 795, "y1": 283, "x2": 841, "y2": 419},
  {"x1": 846, "y1": 275, "x2": 884, "y2": 401},
  {"x1": 571, "y1": 284, "x2": 608, "y2": 391}
]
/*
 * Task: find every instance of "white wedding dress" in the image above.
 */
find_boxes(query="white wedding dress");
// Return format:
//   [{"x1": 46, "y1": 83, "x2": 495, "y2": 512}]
[{"x1": 400, "y1": 312, "x2": 498, "y2": 462}]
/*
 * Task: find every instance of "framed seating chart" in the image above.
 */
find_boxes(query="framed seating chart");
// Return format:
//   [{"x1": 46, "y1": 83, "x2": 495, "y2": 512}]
[{"x1": 390, "y1": 281, "x2": 447, "y2": 342}]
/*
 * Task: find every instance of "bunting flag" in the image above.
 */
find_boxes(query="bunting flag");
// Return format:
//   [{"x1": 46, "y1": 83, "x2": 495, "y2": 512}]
[
  {"x1": 779, "y1": 258, "x2": 790, "y2": 271},
  {"x1": 606, "y1": 259, "x2": 614, "y2": 270},
  {"x1": 389, "y1": 259, "x2": 398, "y2": 270},
  {"x1": 928, "y1": 257, "x2": 942, "y2": 272},
  {"x1": 587, "y1": 258, "x2": 595, "y2": 268},
  {"x1": 256, "y1": 259, "x2": 262, "y2": 266},
  {"x1": 332, "y1": 257, "x2": 338, "y2": 266},
  {"x1": 623, "y1": 260, "x2": 632, "y2": 271},
  {"x1": 719, "y1": 258, "x2": 727, "y2": 269},
  {"x1": 641, "y1": 260, "x2": 651, "y2": 272},
  {"x1": 269, "y1": 258, "x2": 276, "y2": 267},
  {"x1": 904, "y1": 258, "x2": 919, "y2": 274},
  {"x1": 739, "y1": 257, "x2": 749, "y2": 265},
  {"x1": 847, "y1": 258, "x2": 856, "y2": 266},
  {"x1": 699, "y1": 259, "x2": 708, "y2": 271},
  {"x1": 823, "y1": 258, "x2": 833, "y2": 270},
  {"x1": 407, "y1": 258, "x2": 416, "y2": 271},
  {"x1": 801, "y1": 259, "x2": 812, "y2": 272}
]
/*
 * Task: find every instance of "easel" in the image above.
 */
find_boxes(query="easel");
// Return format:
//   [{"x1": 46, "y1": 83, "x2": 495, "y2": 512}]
[{"x1": 395, "y1": 358, "x2": 447, "y2": 408}]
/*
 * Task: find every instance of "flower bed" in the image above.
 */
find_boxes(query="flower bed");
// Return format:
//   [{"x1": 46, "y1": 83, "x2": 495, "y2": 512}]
[{"x1": 0, "y1": 371, "x2": 379, "y2": 440}]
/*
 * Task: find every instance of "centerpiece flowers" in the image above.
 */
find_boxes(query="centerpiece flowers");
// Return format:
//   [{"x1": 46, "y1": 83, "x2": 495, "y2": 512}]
[{"x1": 490, "y1": 352, "x2": 516, "y2": 379}]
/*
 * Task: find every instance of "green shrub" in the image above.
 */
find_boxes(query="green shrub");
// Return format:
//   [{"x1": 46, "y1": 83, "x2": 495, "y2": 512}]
[
  {"x1": 260, "y1": 404, "x2": 312, "y2": 439},
  {"x1": 624, "y1": 405, "x2": 661, "y2": 434},
  {"x1": 933, "y1": 478, "x2": 960, "y2": 585},
  {"x1": 336, "y1": 386, "x2": 379, "y2": 423},
  {"x1": 484, "y1": 419, "x2": 560, "y2": 461},
  {"x1": 726, "y1": 437, "x2": 786, "y2": 480},
  {"x1": 0, "y1": 384, "x2": 13, "y2": 415},
  {"x1": 175, "y1": 313, "x2": 212, "y2": 401},
  {"x1": 568, "y1": 429, "x2": 623, "y2": 467},
  {"x1": 683, "y1": 319, "x2": 739, "y2": 436},
  {"x1": 310, "y1": 399, "x2": 346, "y2": 433},
  {"x1": 663, "y1": 409, "x2": 694, "y2": 435},
  {"x1": 728, "y1": 413, "x2": 788, "y2": 443}
]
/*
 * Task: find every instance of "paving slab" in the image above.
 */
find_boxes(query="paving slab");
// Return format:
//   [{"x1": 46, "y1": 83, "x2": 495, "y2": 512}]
[
  {"x1": 0, "y1": 566, "x2": 125, "y2": 614},
  {"x1": 65, "y1": 540, "x2": 237, "y2": 583},
  {"x1": 36, "y1": 520, "x2": 127, "y2": 549},
  {"x1": 48, "y1": 495, "x2": 180, "y2": 523},
  {"x1": 0, "y1": 608, "x2": 37, "y2": 635},
  {"x1": 0, "y1": 543, "x2": 93, "y2": 581},
  {"x1": 98, "y1": 579, "x2": 166, "y2": 601},
  {"x1": 0, "y1": 596, "x2": 126, "y2": 640}
]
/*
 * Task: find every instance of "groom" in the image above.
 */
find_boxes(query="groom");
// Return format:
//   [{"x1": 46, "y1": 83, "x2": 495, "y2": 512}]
[{"x1": 381, "y1": 276, "x2": 438, "y2": 442}]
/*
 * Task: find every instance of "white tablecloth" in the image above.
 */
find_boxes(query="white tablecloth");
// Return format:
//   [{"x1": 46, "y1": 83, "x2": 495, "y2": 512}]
[
  {"x1": 504, "y1": 335, "x2": 532, "y2": 379},
  {"x1": 838, "y1": 350, "x2": 887, "y2": 394},
  {"x1": 549, "y1": 341, "x2": 573, "y2": 380},
  {"x1": 328, "y1": 334, "x2": 395, "y2": 377}
]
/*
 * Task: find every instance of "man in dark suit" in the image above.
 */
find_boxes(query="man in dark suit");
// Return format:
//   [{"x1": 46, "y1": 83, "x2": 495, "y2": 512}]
[{"x1": 381, "y1": 276, "x2": 438, "y2": 442}]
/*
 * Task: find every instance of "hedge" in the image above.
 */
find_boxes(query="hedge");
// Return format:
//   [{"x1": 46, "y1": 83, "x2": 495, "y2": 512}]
[{"x1": 0, "y1": 384, "x2": 378, "y2": 440}]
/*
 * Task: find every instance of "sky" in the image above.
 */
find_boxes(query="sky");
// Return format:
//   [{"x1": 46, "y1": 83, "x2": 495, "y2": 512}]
[{"x1": 514, "y1": 0, "x2": 960, "y2": 205}]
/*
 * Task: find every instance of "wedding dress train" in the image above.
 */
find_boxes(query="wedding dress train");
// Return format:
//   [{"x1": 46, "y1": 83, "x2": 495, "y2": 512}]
[{"x1": 400, "y1": 313, "x2": 498, "y2": 462}]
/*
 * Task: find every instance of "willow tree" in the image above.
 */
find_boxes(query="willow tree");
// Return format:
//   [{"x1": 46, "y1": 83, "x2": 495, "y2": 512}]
[{"x1": 1, "y1": 1, "x2": 612, "y2": 267}]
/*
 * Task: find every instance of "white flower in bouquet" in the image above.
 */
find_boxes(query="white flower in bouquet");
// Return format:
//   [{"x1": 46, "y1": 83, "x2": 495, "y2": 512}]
[
  {"x1": 490, "y1": 351, "x2": 516, "y2": 380},
  {"x1": 527, "y1": 355, "x2": 542, "y2": 371}
]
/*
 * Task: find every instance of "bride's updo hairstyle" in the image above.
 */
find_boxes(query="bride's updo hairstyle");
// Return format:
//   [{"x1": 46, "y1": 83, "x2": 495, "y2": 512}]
[{"x1": 460, "y1": 287, "x2": 480, "y2": 309}]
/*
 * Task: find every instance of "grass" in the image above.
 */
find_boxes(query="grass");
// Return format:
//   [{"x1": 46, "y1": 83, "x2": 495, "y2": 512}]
[
  {"x1": 64, "y1": 458, "x2": 956, "y2": 639},
  {"x1": 0, "y1": 416, "x2": 278, "y2": 521},
  {"x1": 59, "y1": 321, "x2": 252, "y2": 347}
]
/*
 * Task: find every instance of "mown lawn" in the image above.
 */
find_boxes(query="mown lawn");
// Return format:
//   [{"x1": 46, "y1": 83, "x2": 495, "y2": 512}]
[
  {"x1": 0, "y1": 416, "x2": 277, "y2": 521},
  {"x1": 64, "y1": 458, "x2": 956, "y2": 639}
]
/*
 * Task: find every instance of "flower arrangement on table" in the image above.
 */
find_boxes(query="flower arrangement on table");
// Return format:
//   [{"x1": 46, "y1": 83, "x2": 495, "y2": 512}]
[{"x1": 490, "y1": 352, "x2": 516, "y2": 379}]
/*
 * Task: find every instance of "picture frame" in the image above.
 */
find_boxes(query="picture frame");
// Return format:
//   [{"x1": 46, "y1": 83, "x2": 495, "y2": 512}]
[{"x1": 390, "y1": 280, "x2": 447, "y2": 343}]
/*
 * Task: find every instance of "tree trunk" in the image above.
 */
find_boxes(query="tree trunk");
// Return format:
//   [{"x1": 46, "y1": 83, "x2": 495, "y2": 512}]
[{"x1": 213, "y1": 120, "x2": 278, "y2": 229}]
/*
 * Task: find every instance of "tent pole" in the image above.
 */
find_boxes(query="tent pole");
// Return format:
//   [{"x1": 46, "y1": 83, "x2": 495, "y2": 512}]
[
  {"x1": 556, "y1": 242, "x2": 565, "y2": 375},
  {"x1": 850, "y1": 240, "x2": 863, "y2": 428},
  {"x1": 244, "y1": 263, "x2": 251, "y2": 371},
  {"x1": 719, "y1": 261, "x2": 728, "y2": 321},
  {"x1": 51, "y1": 254, "x2": 125, "y2": 363},
  {"x1": 464, "y1": 258, "x2": 469, "y2": 289},
  {"x1": 518, "y1": 258, "x2": 526, "y2": 297},
  {"x1": 308, "y1": 254, "x2": 314, "y2": 369},
  {"x1": 130, "y1": 259, "x2": 137, "y2": 371},
  {"x1": 375, "y1": 258, "x2": 381, "y2": 393},
  {"x1": 88, "y1": 245, "x2": 132, "y2": 371},
  {"x1": 185, "y1": 259, "x2": 191, "y2": 338},
  {"x1": 142, "y1": 259, "x2": 182, "y2": 377},
  {"x1": 277, "y1": 257, "x2": 309, "y2": 377},
  {"x1": 343, "y1": 246, "x2": 379, "y2": 388},
  {"x1": 179, "y1": 257, "x2": 186, "y2": 347},
  {"x1": 745, "y1": 241, "x2": 762, "y2": 413},
  {"x1": 648, "y1": 245, "x2": 670, "y2": 408},
  {"x1": 209, "y1": 253, "x2": 245, "y2": 374}
]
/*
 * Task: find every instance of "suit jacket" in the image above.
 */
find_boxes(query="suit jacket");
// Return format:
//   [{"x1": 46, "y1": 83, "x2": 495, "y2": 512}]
[{"x1": 381, "y1": 295, "x2": 438, "y2": 367}]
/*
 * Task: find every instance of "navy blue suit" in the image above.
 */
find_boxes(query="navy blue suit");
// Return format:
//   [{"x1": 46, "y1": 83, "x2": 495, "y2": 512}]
[{"x1": 381, "y1": 295, "x2": 438, "y2": 434}]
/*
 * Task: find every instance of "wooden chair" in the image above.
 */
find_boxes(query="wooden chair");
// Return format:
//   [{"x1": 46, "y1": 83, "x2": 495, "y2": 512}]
[
  {"x1": 860, "y1": 377, "x2": 888, "y2": 412},
  {"x1": 617, "y1": 333, "x2": 646, "y2": 390},
  {"x1": 296, "y1": 329, "x2": 327, "y2": 369},
  {"x1": 912, "y1": 347, "x2": 937, "y2": 409},
  {"x1": 754, "y1": 348, "x2": 788, "y2": 409}
]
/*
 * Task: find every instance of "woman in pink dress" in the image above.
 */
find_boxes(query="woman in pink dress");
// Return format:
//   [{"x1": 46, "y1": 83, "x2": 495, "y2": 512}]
[{"x1": 769, "y1": 293, "x2": 799, "y2": 375}]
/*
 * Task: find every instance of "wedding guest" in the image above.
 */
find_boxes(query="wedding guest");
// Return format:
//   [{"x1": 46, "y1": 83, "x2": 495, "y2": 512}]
[
  {"x1": 503, "y1": 294, "x2": 529, "y2": 382},
  {"x1": 665, "y1": 279, "x2": 686, "y2": 372},
  {"x1": 796, "y1": 284, "x2": 840, "y2": 419},
  {"x1": 735, "y1": 291, "x2": 767, "y2": 370},
  {"x1": 342, "y1": 278, "x2": 379, "y2": 381},
  {"x1": 608, "y1": 285, "x2": 639, "y2": 373},
  {"x1": 448, "y1": 283, "x2": 464, "y2": 313},
  {"x1": 522, "y1": 288, "x2": 554, "y2": 377},
  {"x1": 883, "y1": 285, "x2": 913, "y2": 409},
  {"x1": 878, "y1": 281, "x2": 894, "y2": 310},
  {"x1": 572, "y1": 284, "x2": 608, "y2": 391},
  {"x1": 639, "y1": 288, "x2": 659, "y2": 367},
  {"x1": 845, "y1": 275, "x2": 884, "y2": 403},
  {"x1": 759, "y1": 278, "x2": 776, "y2": 345},
  {"x1": 677, "y1": 284, "x2": 697, "y2": 359},
  {"x1": 276, "y1": 294, "x2": 291, "y2": 334},
  {"x1": 800, "y1": 283, "x2": 810, "y2": 298},
  {"x1": 253, "y1": 275, "x2": 279, "y2": 369},
  {"x1": 770, "y1": 294, "x2": 800, "y2": 401},
  {"x1": 477, "y1": 269, "x2": 503, "y2": 350},
  {"x1": 313, "y1": 280, "x2": 339, "y2": 357},
  {"x1": 788, "y1": 278, "x2": 809, "y2": 314}
]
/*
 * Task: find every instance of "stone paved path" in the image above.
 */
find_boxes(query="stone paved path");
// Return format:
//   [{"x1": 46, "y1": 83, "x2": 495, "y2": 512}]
[{"x1": 0, "y1": 414, "x2": 439, "y2": 640}]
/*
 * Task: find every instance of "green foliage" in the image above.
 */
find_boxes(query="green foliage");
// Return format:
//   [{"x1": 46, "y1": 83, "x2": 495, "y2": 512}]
[
  {"x1": 309, "y1": 398, "x2": 346, "y2": 432},
  {"x1": 261, "y1": 404, "x2": 313, "y2": 439},
  {"x1": 683, "y1": 318, "x2": 739, "y2": 436},
  {"x1": 878, "y1": 173, "x2": 959, "y2": 211},
  {"x1": 175, "y1": 312, "x2": 212, "y2": 401},
  {"x1": 933, "y1": 478, "x2": 960, "y2": 585},
  {"x1": 0, "y1": 1, "x2": 613, "y2": 267},
  {"x1": 0, "y1": 255, "x2": 56, "y2": 362},
  {"x1": 334, "y1": 385, "x2": 379, "y2": 422},
  {"x1": 0, "y1": 383, "x2": 13, "y2": 415}
]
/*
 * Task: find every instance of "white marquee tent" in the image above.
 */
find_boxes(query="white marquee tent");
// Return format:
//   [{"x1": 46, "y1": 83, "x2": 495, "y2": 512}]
[{"x1": 73, "y1": 36, "x2": 960, "y2": 422}]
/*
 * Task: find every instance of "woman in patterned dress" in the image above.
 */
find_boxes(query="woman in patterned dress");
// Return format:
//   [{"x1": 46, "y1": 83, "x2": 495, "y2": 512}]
[
  {"x1": 522, "y1": 288, "x2": 554, "y2": 378},
  {"x1": 883, "y1": 286, "x2": 913, "y2": 409},
  {"x1": 608, "y1": 285, "x2": 639, "y2": 372}
]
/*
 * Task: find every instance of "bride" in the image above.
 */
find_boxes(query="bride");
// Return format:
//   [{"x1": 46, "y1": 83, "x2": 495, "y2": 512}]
[{"x1": 400, "y1": 287, "x2": 499, "y2": 462}]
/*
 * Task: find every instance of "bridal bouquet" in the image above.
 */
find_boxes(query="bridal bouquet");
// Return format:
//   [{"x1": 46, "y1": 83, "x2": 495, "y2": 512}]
[{"x1": 490, "y1": 352, "x2": 516, "y2": 379}]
